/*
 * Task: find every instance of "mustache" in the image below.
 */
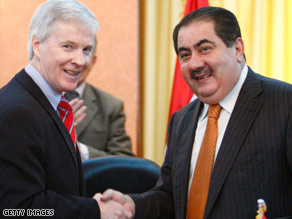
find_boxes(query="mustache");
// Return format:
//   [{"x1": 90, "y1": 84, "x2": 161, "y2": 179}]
[{"x1": 191, "y1": 67, "x2": 214, "y2": 79}]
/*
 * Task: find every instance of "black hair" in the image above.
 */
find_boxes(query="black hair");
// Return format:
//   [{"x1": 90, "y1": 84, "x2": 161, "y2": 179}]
[{"x1": 173, "y1": 6, "x2": 242, "y2": 55}]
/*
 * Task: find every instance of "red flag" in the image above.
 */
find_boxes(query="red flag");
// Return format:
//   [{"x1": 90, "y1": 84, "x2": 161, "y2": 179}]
[{"x1": 168, "y1": 0, "x2": 209, "y2": 121}]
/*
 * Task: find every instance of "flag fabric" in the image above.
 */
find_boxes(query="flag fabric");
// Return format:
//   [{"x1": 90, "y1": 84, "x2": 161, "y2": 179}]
[{"x1": 168, "y1": 0, "x2": 209, "y2": 121}]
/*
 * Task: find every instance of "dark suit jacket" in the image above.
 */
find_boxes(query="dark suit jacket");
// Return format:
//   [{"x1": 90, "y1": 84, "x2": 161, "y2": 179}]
[
  {"x1": 132, "y1": 67, "x2": 292, "y2": 219},
  {"x1": 0, "y1": 70, "x2": 100, "y2": 218},
  {"x1": 77, "y1": 83, "x2": 134, "y2": 158}
]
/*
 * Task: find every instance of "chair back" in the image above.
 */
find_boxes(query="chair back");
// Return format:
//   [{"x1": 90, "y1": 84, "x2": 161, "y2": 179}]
[{"x1": 82, "y1": 156, "x2": 160, "y2": 197}]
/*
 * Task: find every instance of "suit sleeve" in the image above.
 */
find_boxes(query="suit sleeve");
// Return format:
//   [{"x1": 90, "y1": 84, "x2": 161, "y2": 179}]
[
  {"x1": 86, "y1": 100, "x2": 134, "y2": 158},
  {"x1": 286, "y1": 103, "x2": 292, "y2": 172},
  {"x1": 130, "y1": 114, "x2": 176, "y2": 219},
  {"x1": 0, "y1": 107, "x2": 100, "y2": 219}
]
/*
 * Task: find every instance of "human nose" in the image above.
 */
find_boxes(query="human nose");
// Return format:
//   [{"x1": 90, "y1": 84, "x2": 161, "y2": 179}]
[
  {"x1": 71, "y1": 50, "x2": 86, "y2": 66},
  {"x1": 189, "y1": 53, "x2": 204, "y2": 70}
]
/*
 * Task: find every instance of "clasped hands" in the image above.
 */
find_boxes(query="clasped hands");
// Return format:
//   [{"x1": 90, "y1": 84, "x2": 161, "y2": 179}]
[
  {"x1": 70, "y1": 99, "x2": 135, "y2": 218},
  {"x1": 94, "y1": 189, "x2": 135, "y2": 219}
]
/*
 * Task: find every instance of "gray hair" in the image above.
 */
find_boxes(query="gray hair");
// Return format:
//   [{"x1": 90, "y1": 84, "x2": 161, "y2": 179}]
[{"x1": 28, "y1": 0, "x2": 99, "y2": 60}]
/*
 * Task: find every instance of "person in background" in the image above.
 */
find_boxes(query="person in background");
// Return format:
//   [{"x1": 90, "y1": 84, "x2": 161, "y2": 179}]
[
  {"x1": 0, "y1": 0, "x2": 133, "y2": 218},
  {"x1": 100, "y1": 6, "x2": 292, "y2": 219},
  {"x1": 65, "y1": 37, "x2": 134, "y2": 160}
]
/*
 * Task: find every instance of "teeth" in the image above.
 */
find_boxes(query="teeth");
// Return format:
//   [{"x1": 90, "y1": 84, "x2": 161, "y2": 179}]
[
  {"x1": 196, "y1": 74, "x2": 211, "y2": 80},
  {"x1": 65, "y1": 70, "x2": 79, "y2": 76}
]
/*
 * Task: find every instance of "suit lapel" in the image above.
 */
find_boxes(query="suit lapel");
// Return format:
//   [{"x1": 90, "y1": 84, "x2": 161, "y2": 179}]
[
  {"x1": 174, "y1": 100, "x2": 203, "y2": 217},
  {"x1": 204, "y1": 69, "x2": 263, "y2": 218},
  {"x1": 76, "y1": 84, "x2": 98, "y2": 136},
  {"x1": 76, "y1": 146, "x2": 86, "y2": 195},
  {"x1": 15, "y1": 70, "x2": 80, "y2": 179}
]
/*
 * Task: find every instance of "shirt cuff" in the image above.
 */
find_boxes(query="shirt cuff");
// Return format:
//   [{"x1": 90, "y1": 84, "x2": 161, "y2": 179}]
[{"x1": 77, "y1": 141, "x2": 89, "y2": 161}]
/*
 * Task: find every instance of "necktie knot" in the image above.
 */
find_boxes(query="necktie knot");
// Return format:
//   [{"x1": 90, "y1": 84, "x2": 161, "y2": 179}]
[
  {"x1": 64, "y1": 91, "x2": 79, "y2": 101},
  {"x1": 58, "y1": 97, "x2": 73, "y2": 112},
  {"x1": 208, "y1": 104, "x2": 222, "y2": 120}
]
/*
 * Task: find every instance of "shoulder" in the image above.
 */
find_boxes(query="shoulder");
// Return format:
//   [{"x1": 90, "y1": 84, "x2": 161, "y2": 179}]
[
  {"x1": 84, "y1": 83, "x2": 123, "y2": 107},
  {"x1": 169, "y1": 99, "x2": 200, "y2": 129},
  {"x1": 175, "y1": 98, "x2": 199, "y2": 117},
  {"x1": 243, "y1": 68, "x2": 292, "y2": 112},
  {"x1": 0, "y1": 80, "x2": 36, "y2": 115},
  {"x1": 241, "y1": 67, "x2": 292, "y2": 106},
  {"x1": 247, "y1": 67, "x2": 292, "y2": 92}
]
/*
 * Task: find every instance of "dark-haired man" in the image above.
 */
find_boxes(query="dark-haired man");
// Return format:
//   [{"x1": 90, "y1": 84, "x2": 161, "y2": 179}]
[{"x1": 101, "y1": 6, "x2": 292, "y2": 219}]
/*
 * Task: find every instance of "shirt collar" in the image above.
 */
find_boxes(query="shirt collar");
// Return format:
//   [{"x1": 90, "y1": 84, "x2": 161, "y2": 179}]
[
  {"x1": 199, "y1": 64, "x2": 248, "y2": 120},
  {"x1": 25, "y1": 63, "x2": 62, "y2": 111},
  {"x1": 74, "y1": 81, "x2": 86, "y2": 97}
]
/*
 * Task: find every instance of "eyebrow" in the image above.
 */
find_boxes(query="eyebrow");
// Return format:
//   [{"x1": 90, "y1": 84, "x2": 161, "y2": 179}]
[
  {"x1": 62, "y1": 40, "x2": 93, "y2": 48},
  {"x1": 62, "y1": 40, "x2": 76, "y2": 44},
  {"x1": 178, "y1": 47, "x2": 190, "y2": 54},
  {"x1": 194, "y1": 39, "x2": 215, "y2": 48},
  {"x1": 178, "y1": 39, "x2": 215, "y2": 54}
]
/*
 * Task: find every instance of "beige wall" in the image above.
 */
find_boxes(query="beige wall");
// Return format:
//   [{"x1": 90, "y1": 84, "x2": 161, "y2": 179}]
[{"x1": 0, "y1": 0, "x2": 139, "y2": 155}]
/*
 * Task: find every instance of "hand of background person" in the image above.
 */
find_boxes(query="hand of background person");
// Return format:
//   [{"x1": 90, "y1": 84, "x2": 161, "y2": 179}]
[
  {"x1": 93, "y1": 193, "x2": 134, "y2": 219},
  {"x1": 101, "y1": 189, "x2": 135, "y2": 218},
  {"x1": 69, "y1": 98, "x2": 87, "y2": 127}
]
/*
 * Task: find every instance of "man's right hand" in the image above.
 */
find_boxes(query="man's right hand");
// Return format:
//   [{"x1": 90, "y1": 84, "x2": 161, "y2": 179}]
[{"x1": 93, "y1": 193, "x2": 134, "y2": 219}]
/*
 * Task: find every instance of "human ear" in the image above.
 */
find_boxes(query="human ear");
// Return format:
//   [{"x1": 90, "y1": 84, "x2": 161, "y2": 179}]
[
  {"x1": 91, "y1": 55, "x2": 97, "y2": 65},
  {"x1": 235, "y1": 37, "x2": 245, "y2": 63},
  {"x1": 32, "y1": 36, "x2": 41, "y2": 59}
]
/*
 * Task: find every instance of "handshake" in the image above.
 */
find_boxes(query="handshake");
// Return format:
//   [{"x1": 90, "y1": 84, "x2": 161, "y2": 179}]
[{"x1": 93, "y1": 189, "x2": 135, "y2": 219}]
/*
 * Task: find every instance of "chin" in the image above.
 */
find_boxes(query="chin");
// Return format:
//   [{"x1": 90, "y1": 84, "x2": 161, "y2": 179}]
[
  {"x1": 197, "y1": 87, "x2": 217, "y2": 97},
  {"x1": 63, "y1": 84, "x2": 78, "y2": 92},
  {"x1": 197, "y1": 91, "x2": 220, "y2": 104},
  {"x1": 197, "y1": 96, "x2": 216, "y2": 105}
]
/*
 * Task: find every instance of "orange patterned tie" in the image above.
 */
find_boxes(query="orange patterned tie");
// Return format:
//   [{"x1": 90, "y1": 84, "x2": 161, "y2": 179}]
[{"x1": 187, "y1": 104, "x2": 222, "y2": 219}]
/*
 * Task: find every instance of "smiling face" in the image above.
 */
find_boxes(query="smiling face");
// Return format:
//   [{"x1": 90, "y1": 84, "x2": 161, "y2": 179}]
[
  {"x1": 31, "y1": 20, "x2": 95, "y2": 94},
  {"x1": 177, "y1": 20, "x2": 245, "y2": 105}
]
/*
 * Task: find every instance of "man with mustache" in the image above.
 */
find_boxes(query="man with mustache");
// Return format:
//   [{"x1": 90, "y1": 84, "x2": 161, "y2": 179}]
[{"x1": 101, "y1": 6, "x2": 292, "y2": 219}]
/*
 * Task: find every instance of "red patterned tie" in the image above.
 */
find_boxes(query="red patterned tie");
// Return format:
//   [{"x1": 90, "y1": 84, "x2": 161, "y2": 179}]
[
  {"x1": 187, "y1": 104, "x2": 222, "y2": 219},
  {"x1": 57, "y1": 96, "x2": 76, "y2": 150}
]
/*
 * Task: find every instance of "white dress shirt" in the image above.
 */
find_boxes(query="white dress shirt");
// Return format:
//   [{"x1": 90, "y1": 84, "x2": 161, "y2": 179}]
[{"x1": 188, "y1": 65, "x2": 248, "y2": 194}]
